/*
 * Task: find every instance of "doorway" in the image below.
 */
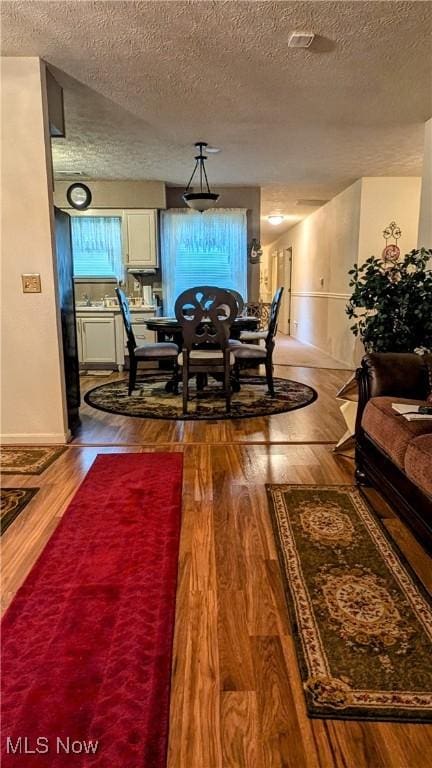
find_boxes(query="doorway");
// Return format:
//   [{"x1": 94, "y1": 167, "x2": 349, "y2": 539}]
[{"x1": 271, "y1": 246, "x2": 292, "y2": 335}]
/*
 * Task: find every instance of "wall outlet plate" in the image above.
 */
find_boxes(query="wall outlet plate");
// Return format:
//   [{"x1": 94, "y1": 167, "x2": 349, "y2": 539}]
[{"x1": 22, "y1": 274, "x2": 41, "y2": 293}]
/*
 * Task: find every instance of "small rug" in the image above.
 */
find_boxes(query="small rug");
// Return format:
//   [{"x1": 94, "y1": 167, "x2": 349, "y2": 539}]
[
  {"x1": 266, "y1": 484, "x2": 432, "y2": 722},
  {"x1": 84, "y1": 375, "x2": 317, "y2": 420},
  {"x1": 1, "y1": 446, "x2": 67, "y2": 475},
  {"x1": 1, "y1": 453, "x2": 183, "y2": 767},
  {"x1": 80, "y1": 369, "x2": 115, "y2": 376},
  {"x1": 1, "y1": 488, "x2": 38, "y2": 535}
]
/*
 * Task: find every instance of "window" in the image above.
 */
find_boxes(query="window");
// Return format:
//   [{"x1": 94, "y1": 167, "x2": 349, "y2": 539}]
[
  {"x1": 161, "y1": 209, "x2": 247, "y2": 314},
  {"x1": 71, "y1": 216, "x2": 123, "y2": 279}
]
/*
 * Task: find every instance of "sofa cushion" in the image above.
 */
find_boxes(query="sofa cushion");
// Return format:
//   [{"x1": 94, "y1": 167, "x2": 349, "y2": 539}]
[
  {"x1": 362, "y1": 397, "x2": 432, "y2": 468},
  {"x1": 405, "y1": 435, "x2": 432, "y2": 498}
]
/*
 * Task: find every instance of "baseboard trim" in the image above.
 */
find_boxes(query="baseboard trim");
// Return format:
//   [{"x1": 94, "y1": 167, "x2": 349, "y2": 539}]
[
  {"x1": 1, "y1": 432, "x2": 71, "y2": 445},
  {"x1": 291, "y1": 290, "x2": 350, "y2": 300}
]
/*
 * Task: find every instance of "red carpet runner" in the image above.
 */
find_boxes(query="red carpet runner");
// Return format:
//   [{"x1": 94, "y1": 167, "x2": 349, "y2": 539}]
[{"x1": 1, "y1": 452, "x2": 183, "y2": 768}]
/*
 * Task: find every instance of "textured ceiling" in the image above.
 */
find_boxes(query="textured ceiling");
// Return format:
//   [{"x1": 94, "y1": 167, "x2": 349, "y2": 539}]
[{"x1": 1, "y1": 0, "x2": 431, "y2": 242}]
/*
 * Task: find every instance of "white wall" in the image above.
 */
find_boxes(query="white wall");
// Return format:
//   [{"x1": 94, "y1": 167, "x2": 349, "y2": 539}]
[
  {"x1": 418, "y1": 118, "x2": 432, "y2": 248},
  {"x1": 267, "y1": 180, "x2": 362, "y2": 366},
  {"x1": 54, "y1": 179, "x2": 166, "y2": 209},
  {"x1": 1, "y1": 57, "x2": 69, "y2": 443},
  {"x1": 358, "y1": 177, "x2": 421, "y2": 263},
  {"x1": 267, "y1": 176, "x2": 421, "y2": 367}
]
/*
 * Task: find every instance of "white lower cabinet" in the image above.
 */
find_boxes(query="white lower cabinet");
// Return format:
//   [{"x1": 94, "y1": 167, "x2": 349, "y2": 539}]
[
  {"x1": 82, "y1": 317, "x2": 116, "y2": 363},
  {"x1": 76, "y1": 313, "x2": 118, "y2": 367},
  {"x1": 77, "y1": 316, "x2": 116, "y2": 364},
  {"x1": 76, "y1": 309, "x2": 157, "y2": 370}
]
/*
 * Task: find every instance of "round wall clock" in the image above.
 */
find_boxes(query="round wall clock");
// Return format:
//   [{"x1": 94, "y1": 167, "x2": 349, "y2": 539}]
[{"x1": 66, "y1": 183, "x2": 92, "y2": 210}]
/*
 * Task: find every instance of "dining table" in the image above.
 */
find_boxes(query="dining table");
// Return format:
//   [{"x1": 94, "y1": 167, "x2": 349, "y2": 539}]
[
  {"x1": 145, "y1": 314, "x2": 260, "y2": 391},
  {"x1": 145, "y1": 314, "x2": 259, "y2": 347}
]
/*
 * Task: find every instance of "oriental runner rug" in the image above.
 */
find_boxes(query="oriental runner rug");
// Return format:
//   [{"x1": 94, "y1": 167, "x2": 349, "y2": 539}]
[
  {"x1": 1, "y1": 446, "x2": 67, "y2": 475},
  {"x1": 1, "y1": 453, "x2": 183, "y2": 767},
  {"x1": 1, "y1": 488, "x2": 38, "y2": 535},
  {"x1": 266, "y1": 484, "x2": 432, "y2": 722}
]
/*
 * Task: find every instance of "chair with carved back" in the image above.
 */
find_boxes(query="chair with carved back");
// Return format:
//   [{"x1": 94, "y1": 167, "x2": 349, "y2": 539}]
[
  {"x1": 240, "y1": 300, "x2": 271, "y2": 341},
  {"x1": 174, "y1": 286, "x2": 238, "y2": 414},
  {"x1": 116, "y1": 287, "x2": 178, "y2": 395},
  {"x1": 226, "y1": 289, "x2": 245, "y2": 316},
  {"x1": 232, "y1": 287, "x2": 284, "y2": 396}
]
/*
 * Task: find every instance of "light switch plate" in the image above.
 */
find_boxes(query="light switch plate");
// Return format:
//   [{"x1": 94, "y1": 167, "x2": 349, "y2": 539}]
[{"x1": 22, "y1": 274, "x2": 41, "y2": 293}]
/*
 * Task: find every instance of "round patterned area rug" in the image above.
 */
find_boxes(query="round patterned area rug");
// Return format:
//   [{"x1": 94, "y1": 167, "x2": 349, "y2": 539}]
[{"x1": 84, "y1": 376, "x2": 317, "y2": 421}]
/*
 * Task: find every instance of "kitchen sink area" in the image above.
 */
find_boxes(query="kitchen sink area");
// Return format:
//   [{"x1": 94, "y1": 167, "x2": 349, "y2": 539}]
[
  {"x1": 69, "y1": 207, "x2": 163, "y2": 372},
  {"x1": 75, "y1": 302, "x2": 156, "y2": 311}
]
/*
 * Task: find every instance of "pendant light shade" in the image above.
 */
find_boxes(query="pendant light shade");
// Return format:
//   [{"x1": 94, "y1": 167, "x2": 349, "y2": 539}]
[
  {"x1": 182, "y1": 192, "x2": 219, "y2": 211},
  {"x1": 183, "y1": 142, "x2": 220, "y2": 212}
]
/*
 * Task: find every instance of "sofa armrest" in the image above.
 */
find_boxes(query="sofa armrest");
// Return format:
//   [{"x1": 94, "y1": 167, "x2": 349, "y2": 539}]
[{"x1": 355, "y1": 352, "x2": 430, "y2": 434}]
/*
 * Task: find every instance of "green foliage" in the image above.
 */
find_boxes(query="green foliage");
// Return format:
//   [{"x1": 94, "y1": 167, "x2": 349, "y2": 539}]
[{"x1": 346, "y1": 248, "x2": 432, "y2": 353}]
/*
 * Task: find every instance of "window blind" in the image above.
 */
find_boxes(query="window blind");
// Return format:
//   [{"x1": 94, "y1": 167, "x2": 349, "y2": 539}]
[
  {"x1": 161, "y1": 209, "x2": 247, "y2": 315},
  {"x1": 71, "y1": 216, "x2": 123, "y2": 279}
]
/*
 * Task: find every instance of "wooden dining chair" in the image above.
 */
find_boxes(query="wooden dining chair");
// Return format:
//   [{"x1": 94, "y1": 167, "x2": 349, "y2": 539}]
[
  {"x1": 116, "y1": 288, "x2": 179, "y2": 395},
  {"x1": 226, "y1": 289, "x2": 245, "y2": 315},
  {"x1": 174, "y1": 286, "x2": 238, "y2": 414},
  {"x1": 240, "y1": 294, "x2": 275, "y2": 342},
  {"x1": 232, "y1": 287, "x2": 284, "y2": 396}
]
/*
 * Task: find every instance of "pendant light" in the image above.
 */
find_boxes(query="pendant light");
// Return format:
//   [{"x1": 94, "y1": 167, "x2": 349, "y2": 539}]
[{"x1": 183, "y1": 141, "x2": 220, "y2": 212}]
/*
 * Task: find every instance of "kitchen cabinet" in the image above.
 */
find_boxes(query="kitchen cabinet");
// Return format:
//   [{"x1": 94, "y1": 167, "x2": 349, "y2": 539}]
[
  {"x1": 124, "y1": 210, "x2": 158, "y2": 267},
  {"x1": 77, "y1": 315, "x2": 117, "y2": 364},
  {"x1": 76, "y1": 308, "x2": 157, "y2": 371}
]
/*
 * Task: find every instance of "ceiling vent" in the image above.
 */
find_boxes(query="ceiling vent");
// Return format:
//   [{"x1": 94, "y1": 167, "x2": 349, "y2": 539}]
[
  {"x1": 288, "y1": 31, "x2": 315, "y2": 49},
  {"x1": 296, "y1": 199, "x2": 328, "y2": 207}
]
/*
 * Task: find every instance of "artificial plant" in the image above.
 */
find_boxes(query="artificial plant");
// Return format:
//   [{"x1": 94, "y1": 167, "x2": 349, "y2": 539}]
[{"x1": 346, "y1": 248, "x2": 432, "y2": 353}]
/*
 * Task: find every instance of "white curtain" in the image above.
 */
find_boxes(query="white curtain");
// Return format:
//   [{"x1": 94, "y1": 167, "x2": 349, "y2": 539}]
[
  {"x1": 161, "y1": 208, "x2": 247, "y2": 315},
  {"x1": 71, "y1": 216, "x2": 123, "y2": 279}
]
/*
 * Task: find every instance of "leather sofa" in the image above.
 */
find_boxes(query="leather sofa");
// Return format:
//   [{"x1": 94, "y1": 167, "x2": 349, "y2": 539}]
[{"x1": 355, "y1": 353, "x2": 432, "y2": 551}]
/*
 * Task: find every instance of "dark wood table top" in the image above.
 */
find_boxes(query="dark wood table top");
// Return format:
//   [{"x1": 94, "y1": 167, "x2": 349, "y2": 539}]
[
  {"x1": 145, "y1": 315, "x2": 259, "y2": 332},
  {"x1": 146, "y1": 315, "x2": 259, "y2": 345}
]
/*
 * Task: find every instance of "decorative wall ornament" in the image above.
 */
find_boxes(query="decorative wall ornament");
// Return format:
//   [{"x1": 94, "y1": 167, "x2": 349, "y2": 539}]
[
  {"x1": 249, "y1": 238, "x2": 263, "y2": 264},
  {"x1": 382, "y1": 221, "x2": 402, "y2": 265}
]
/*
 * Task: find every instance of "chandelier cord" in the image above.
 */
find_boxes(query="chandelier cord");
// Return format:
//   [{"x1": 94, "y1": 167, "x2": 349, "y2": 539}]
[
  {"x1": 201, "y1": 157, "x2": 211, "y2": 193},
  {"x1": 184, "y1": 158, "x2": 199, "y2": 192},
  {"x1": 184, "y1": 148, "x2": 211, "y2": 194}
]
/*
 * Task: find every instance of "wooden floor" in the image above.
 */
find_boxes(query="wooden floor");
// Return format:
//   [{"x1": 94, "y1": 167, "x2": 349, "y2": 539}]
[
  {"x1": 274, "y1": 335, "x2": 350, "y2": 370},
  {"x1": 2, "y1": 353, "x2": 431, "y2": 768},
  {"x1": 73, "y1": 363, "x2": 350, "y2": 445}
]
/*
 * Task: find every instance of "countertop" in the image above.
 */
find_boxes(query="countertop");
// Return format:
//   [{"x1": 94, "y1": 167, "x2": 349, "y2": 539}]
[{"x1": 75, "y1": 304, "x2": 156, "y2": 313}]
